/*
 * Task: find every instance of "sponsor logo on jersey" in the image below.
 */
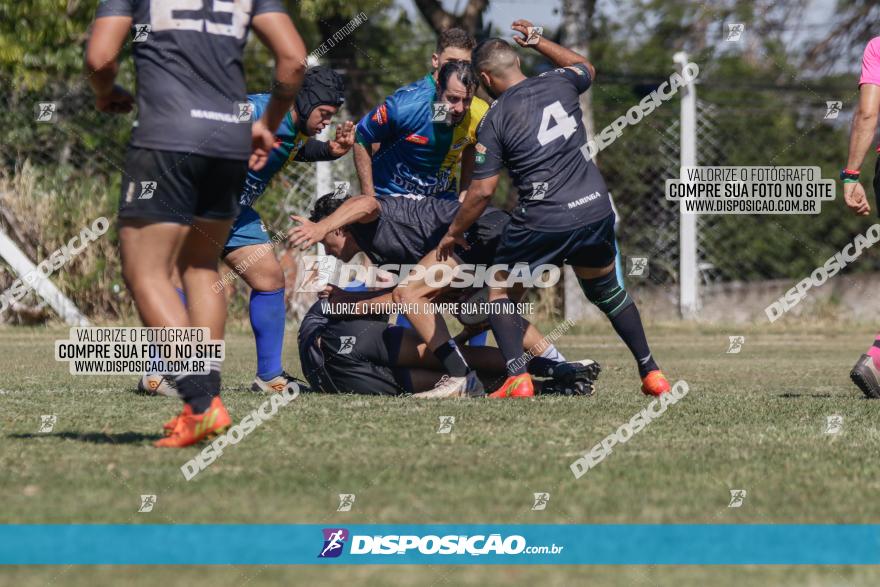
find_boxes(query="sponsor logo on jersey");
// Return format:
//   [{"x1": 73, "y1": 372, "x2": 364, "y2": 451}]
[
  {"x1": 372, "y1": 104, "x2": 388, "y2": 125},
  {"x1": 475, "y1": 142, "x2": 487, "y2": 164},
  {"x1": 566, "y1": 191, "x2": 601, "y2": 208},
  {"x1": 405, "y1": 133, "x2": 429, "y2": 144}
]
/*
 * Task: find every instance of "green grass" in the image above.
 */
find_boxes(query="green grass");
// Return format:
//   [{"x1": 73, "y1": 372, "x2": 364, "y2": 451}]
[{"x1": 2, "y1": 321, "x2": 880, "y2": 585}]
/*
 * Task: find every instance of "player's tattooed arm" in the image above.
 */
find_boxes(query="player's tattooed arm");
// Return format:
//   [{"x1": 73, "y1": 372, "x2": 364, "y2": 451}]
[
  {"x1": 353, "y1": 143, "x2": 377, "y2": 196},
  {"x1": 438, "y1": 175, "x2": 499, "y2": 260},
  {"x1": 85, "y1": 16, "x2": 134, "y2": 113},
  {"x1": 251, "y1": 12, "x2": 308, "y2": 170},
  {"x1": 844, "y1": 84, "x2": 880, "y2": 216},
  {"x1": 289, "y1": 195, "x2": 381, "y2": 250},
  {"x1": 510, "y1": 19, "x2": 596, "y2": 81}
]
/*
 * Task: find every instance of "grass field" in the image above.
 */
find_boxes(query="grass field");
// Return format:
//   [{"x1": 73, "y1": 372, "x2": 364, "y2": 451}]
[{"x1": 3, "y1": 320, "x2": 880, "y2": 585}]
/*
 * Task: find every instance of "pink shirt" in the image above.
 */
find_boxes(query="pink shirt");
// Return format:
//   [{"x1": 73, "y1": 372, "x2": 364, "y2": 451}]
[{"x1": 860, "y1": 37, "x2": 880, "y2": 86}]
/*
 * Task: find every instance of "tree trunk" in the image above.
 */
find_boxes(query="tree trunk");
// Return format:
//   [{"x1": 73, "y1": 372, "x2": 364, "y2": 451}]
[{"x1": 412, "y1": 0, "x2": 489, "y2": 35}]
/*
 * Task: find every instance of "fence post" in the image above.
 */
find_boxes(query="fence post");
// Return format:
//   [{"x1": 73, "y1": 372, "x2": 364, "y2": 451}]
[
  {"x1": 0, "y1": 228, "x2": 90, "y2": 326},
  {"x1": 674, "y1": 51, "x2": 699, "y2": 318}
]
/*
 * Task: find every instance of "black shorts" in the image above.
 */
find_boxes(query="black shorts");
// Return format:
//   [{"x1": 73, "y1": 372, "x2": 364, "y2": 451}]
[
  {"x1": 459, "y1": 210, "x2": 510, "y2": 265},
  {"x1": 318, "y1": 318, "x2": 412, "y2": 395},
  {"x1": 494, "y1": 213, "x2": 617, "y2": 270},
  {"x1": 118, "y1": 147, "x2": 245, "y2": 224}
]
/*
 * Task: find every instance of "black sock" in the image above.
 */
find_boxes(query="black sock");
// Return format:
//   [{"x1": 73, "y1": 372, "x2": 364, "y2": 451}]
[
  {"x1": 608, "y1": 304, "x2": 658, "y2": 377},
  {"x1": 434, "y1": 340, "x2": 469, "y2": 377},
  {"x1": 488, "y1": 298, "x2": 527, "y2": 376},
  {"x1": 175, "y1": 363, "x2": 221, "y2": 414}
]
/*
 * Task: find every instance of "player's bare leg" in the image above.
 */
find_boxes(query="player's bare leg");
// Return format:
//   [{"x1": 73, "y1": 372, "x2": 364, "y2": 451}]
[
  {"x1": 119, "y1": 220, "x2": 189, "y2": 327},
  {"x1": 151, "y1": 217, "x2": 236, "y2": 448},
  {"x1": 122, "y1": 222, "x2": 190, "y2": 398},
  {"x1": 393, "y1": 252, "x2": 483, "y2": 397},
  {"x1": 572, "y1": 262, "x2": 669, "y2": 396},
  {"x1": 223, "y1": 244, "x2": 309, "y2": 394},
  {"x1": 177, "y1": 218, "x2": 233, "y2": 339}
]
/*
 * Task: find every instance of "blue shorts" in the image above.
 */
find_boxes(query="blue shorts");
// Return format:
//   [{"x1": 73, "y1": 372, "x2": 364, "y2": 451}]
[
  {"x1": 223, "y1": 205, "x2": 271, "y2": 256},
  {"x1": 494, "y1": 213, "x2": 618, "y2": 271}
]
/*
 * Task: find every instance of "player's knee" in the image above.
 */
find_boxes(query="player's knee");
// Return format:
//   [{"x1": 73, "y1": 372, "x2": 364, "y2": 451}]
[
  {"x1": 246, "y1": 265, "x2": 284, "y2": 292},
  {"x1": 392, "y1": 286, "x2": 415, "y2": 306},
  {"x1": 578, "y1": 271, "x2": 633, "y2": 319}
]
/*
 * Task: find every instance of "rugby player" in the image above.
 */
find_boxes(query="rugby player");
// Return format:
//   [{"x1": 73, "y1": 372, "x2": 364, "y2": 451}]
[
  {"x1": 297, "y1": 289, "x2": 599, "y2": 397},
  {"x1": 221, "y1": 67, "x2": 351, "y2": 394},
  {"x1": 841, "y1": 36, "x2": 880, "y2": 397},
  {"x1": 436, "y1": 21, "x2": 671, "y2": 398},
  {"x1": 142, "y1": 66, "x2": 352, "y2": 398},
  {"x1": 289, "y1": 193, "x2": 585, "y2": 396},
  {"x1": 353, "y1": 28, "x2": 486, "y2": 200},
  {"x1": 87, "y1": 0, "x2": 307, "y2": 446}
]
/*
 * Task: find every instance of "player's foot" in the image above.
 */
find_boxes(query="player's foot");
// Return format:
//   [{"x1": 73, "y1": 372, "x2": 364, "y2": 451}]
[
  {"x1": 250, "y1": 371, "x2": 310, "y2": 395},
  {"x1": 850, "y1": 354, "x2": 880, "y2": 398},
  {"x1": 154, "y1": 397, "x2": 231, "y2": 448},
  {"x1": 542, "y1": 359, "x2": 601, "y2": 396},
  {"x1": 137, "y1": 373, "x2": 180, "y2": 398},
  {"x1": 162, "y1": 404, "x2": 192, "y2": 436},
  {"x1": 641, "y1": 370, "x2": 671, "y2": 396},
  {"x1": 413, "y1": 371, "x2": 485, "y2": 398},
  {"x1": 488, "y1": 373, "x2": 535, "y2": 398}
]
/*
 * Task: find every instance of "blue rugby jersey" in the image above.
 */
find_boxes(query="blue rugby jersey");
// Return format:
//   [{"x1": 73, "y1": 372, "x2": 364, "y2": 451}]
[{"x1": 355, "y1": 74, "x2": 488, "y2": 198}]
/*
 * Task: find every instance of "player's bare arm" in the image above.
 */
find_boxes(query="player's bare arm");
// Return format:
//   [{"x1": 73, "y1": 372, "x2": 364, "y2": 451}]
[
  {"x1": 85, "y1": 16, "x2": 134, "y2": 113},
  {"x1": 250, "y1": 12, "x2": 308, "y2": 170},
  {"x1": 353, "y1": 142, "x2": 377, "y2": 196},
  {"x1": 511, "y1": 19, "x2": 596, "y2": 80},
  {"x1": 288, "y1": 195, "x2": 380, "y2": 249},
  {"x1": 843, "y1": 84, "x2": 880, "y2": 216},
  {"x1": 437, "y1": 175, "x2": 498, "y2": 260}
]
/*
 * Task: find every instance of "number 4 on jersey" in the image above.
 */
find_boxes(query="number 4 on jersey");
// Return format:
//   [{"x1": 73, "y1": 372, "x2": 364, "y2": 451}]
[{"x1": 537, "y1": 101, "x2": 577, "y2": 146}]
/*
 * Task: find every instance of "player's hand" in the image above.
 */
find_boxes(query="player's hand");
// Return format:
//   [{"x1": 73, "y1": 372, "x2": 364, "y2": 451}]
[
  {"x1": 844, "y1": 181, "x2": 871, "y2": 216},
  {"x1": 511, "y1": 19, "x2": 539, "y2": 48},
  {"x1": 436, "y1": 232, "x2": 468, "y2": 262},
  {"x1": 95, "y1": 85, "x2": 134, "y2": 114},
  {"x1": 250, "y1": 118, "x2": 276, "y2": 171},
  {"x1": 288, "y1": 215, "x2": 327, "y2": 249},
  {"x1": 329, "y1": 121, "x2": 355, "y2": 157}
]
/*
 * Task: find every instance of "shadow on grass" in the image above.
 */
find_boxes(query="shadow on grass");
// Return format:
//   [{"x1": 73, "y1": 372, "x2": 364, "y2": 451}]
[{"x1": 8, "y1": 431, "x2": 160, "y2": 444}]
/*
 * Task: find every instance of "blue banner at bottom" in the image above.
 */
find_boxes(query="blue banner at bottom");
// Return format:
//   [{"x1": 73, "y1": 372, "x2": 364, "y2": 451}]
[{"x1": 2, "y1": 524, "x2": 879, "y2": 565}]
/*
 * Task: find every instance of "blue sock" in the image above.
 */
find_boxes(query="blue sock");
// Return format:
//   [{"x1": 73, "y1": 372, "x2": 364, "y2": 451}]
[
  {"x1": 467, "y1": 331, "x2": 489, "y2": 346},
  {"x1": 176, "y1": 287, "x2": 187, "y2": 307},
  {"x1": 249, "y1": 288, "x2": 285, "y2": 380}
]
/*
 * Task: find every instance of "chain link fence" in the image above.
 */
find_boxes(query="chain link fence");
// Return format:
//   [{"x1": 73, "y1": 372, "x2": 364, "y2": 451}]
[{"x1": 1, "y1": 73, "x2": 870, "y2": 324}]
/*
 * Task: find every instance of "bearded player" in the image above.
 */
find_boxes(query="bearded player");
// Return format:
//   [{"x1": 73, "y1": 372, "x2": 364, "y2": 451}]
[{"x1": 437, "y1": 21, "x2": 671, "y2": 398}]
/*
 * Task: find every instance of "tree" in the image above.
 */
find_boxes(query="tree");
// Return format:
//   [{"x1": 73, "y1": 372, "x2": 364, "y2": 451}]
[{"x1": 412, "y1": 0, "x2": 489, "y2": 36}]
